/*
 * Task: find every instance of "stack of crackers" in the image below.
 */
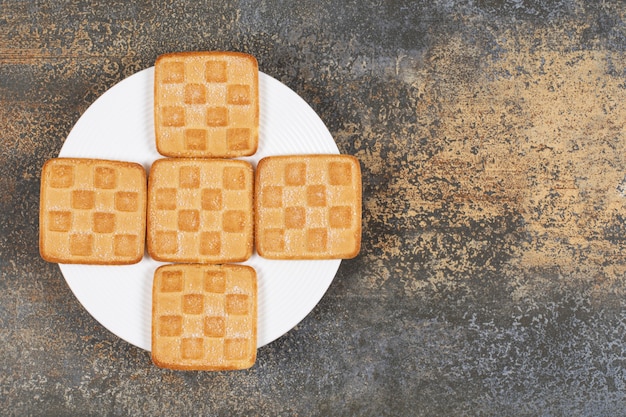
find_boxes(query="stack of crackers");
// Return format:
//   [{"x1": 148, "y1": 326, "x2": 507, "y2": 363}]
[{"x1": 39, "y1": 51, "x2": 362, "y2": 371}]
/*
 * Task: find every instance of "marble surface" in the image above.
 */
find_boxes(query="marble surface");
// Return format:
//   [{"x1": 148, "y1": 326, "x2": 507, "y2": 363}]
[{"x1": 1, "y1": 1, "x2": 625, "y2": 415}]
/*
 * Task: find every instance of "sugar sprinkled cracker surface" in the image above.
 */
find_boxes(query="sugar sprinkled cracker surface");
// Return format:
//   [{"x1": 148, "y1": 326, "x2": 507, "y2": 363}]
[
  {"x1": 147, "y1": 158, "x2": 254, "y2": 263},
  {"x1": 255, "y1": 154, "x2": 362, "y2": 260},
  {"x1": 154, "y1": 51, "x2": 259, "y2": 158},
  {"x1": 151, "y1": 263, "x2": 257, "y2": 371},
  {"x1": 39, "y1": 158, "x2": 147, "y2": 265}
]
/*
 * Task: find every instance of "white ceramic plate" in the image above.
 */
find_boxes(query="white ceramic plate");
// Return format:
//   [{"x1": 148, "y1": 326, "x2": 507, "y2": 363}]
[{"x1": 58, "y1": 67, "x2": 341, "y2": 350}]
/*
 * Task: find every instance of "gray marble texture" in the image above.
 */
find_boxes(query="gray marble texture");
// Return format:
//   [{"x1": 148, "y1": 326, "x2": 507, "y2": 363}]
[{"x1": 1, "y1": 1, "x2": 625, "y2": 415}]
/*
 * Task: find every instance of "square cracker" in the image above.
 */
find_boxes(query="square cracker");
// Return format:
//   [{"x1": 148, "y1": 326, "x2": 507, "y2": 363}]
[
  {"x1": 154, "y1": 51, "x2": 259, "y2": 158},
  {"x1": 39, "y1": 158, "x2": 147, "y2": 264},
  {"x1": 255, "y1": 154, "x2": 362, "y2": 259},
  {"x1": 147, "y1": 158, "x2": 254, "y2": 263},
  {"x1": 151, "y1": 263, "x2": 257, "y2": 371}
]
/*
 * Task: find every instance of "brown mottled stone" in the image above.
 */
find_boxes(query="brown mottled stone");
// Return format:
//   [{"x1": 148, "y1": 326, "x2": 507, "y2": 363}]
[{"x1": 2, "y1": 1, "x2": 626, "y2": 416}]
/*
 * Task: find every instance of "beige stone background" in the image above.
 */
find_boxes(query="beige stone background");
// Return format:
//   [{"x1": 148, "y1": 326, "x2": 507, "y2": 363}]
[{"x1": 355, "y1": 23, "x2": 626, "y2": 298}]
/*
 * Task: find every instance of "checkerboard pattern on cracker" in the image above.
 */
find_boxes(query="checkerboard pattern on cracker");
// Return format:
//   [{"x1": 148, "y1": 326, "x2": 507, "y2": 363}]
[
  {"x1": 154, "y1": 51, "x2": 259, "y2": 158},
  {"x1": 151, "y1": 263, "x2": 257, "y2": 371},
  {"x1": 39, "y1": 158, "x2": 147, "y2": 264},
  {"x1": 255, "y1": 154, "x2": 362, "y2": 259},
  {"x1": 147, "y1": 158, "x2": 254, "y2": 263}
]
